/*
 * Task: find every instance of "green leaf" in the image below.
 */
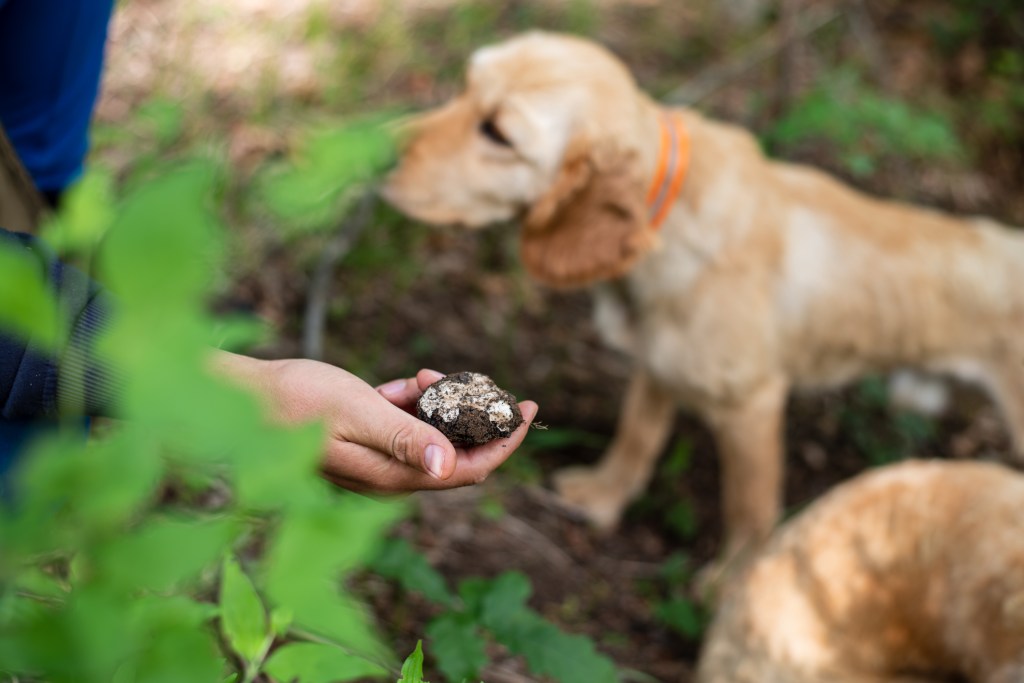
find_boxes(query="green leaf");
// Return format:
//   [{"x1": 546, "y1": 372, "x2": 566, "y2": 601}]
[
  {"x1": 658, "y1": 552, "x2": 694, "y2": 587},
  {"x1": 39, "y1": 167, "x2": 116, "y2": 256},
  {"x1": 261, "y1": 118, "x2": 395, "y2": 233},
  {"x1": 477, "y1": 572, "x2": 532, "y2": 629},
  {"x1": 470, "y1": 574, "x2": 618, "y2": 683},
  {"x1": 264, "y1": 642, "x2": 387, "y2": 683},
  {"x1": 137, "y1": 99, "x2": 185, "y2": 147},
  {"x1": 496, "y1": 613, "x2": 618, "y2": 683},
  {"x1": 655, "y1": 597, "x2": 707, "y2": 639},
  {"x1": 0, "y1": 241, "x2": 62, "y2": 351},
  {"x1": 128, "y1": 595, "x2": 224, "y2": 683},
  {"x1": 13, "y1": 567, "x2": 68, "y2": 601},
  {"x1": 371, "y1": 538, "x2": 454, "y2": 607},
  {"x1": 660, "y1": 439, "x2": 693, "y2": 477},
  {"x1": 261, "y1": 493, "x2": 399, "y2": 659},
  {"x1": 101, "y1": 160, "x2": 224, "y2": 309},
  {"x1": 265, "y1": 493, "x2": 406, "y2": 602},
  {"x1": 209, "y1": 313, "x2": 271, "y2": 353},
  {"x1": 425, "y1": 614, "x2": 488, "y2": 683},
  {"x1": 93, "y1": 516, "x2": 238, "y2": 592},
  {"x1": 666, "y1": 499, "x2": 698, "y2": 541},
  {"x1": 397, "y1": 641, "x2": 426, "y2": 683},
  {"x1": 270, "y1": 607, "x2": 294, "y2": 637},
  {"x1": 220, "y1": 556, "x2": 269, "y2": 664},
  {"x1": 2, "y1": 430, "x2": 162, "y2": 562}
]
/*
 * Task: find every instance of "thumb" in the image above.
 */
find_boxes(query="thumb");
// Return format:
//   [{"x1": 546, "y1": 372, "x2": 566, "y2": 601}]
[{"x1": 351, "y1": 395, "x2": 457, "y2": 480}]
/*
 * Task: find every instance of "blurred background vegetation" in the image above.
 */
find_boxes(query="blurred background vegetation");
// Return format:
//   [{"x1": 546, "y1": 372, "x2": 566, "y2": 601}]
[{"x1": 5, "y1": 0, "x2": 1022, "y2": 681}]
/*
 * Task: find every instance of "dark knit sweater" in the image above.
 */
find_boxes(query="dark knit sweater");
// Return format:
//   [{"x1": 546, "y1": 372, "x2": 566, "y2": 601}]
[{"x1": 0, "y1": 227, "x2": 115, "y2": 419}]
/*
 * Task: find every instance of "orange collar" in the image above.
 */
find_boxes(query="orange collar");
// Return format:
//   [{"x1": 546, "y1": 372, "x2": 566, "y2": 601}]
[{"x1": 645, "y1": 112, "x2": 691, "y2": 229}]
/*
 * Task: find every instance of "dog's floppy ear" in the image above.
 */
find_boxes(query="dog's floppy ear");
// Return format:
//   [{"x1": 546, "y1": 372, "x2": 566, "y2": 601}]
[{"x1": 520, "y1": 138, "x2": 655, "y2": 289}]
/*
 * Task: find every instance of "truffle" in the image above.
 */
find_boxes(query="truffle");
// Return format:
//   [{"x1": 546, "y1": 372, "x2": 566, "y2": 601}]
[{"x1": 417, "y1": 372, "x2": 524, "y2": 446}]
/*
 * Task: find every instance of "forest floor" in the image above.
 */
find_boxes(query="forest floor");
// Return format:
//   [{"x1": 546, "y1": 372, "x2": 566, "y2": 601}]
[{"x1": 96, "y1": 1, "x2": 1023, "y2": 680}]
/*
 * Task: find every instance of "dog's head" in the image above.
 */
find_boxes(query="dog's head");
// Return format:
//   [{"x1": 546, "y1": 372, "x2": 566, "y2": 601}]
[{"x1": 382, "y1": 31, "x2": 659, "y2": 288}]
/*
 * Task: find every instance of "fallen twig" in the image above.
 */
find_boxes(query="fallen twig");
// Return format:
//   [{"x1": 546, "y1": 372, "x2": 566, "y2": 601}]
[
  {"x1": 302, "y1": 191, "x2": 377, "y2": 360},
  {"x1": 498, "y1": 514, "x2": 576, "y2": 569}
]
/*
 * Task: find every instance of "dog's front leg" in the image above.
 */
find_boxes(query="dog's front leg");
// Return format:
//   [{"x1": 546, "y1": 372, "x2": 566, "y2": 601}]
[
  {"x1": 704, "y1": 376, "x2": 788, "y2": 577},
  {"x1": 552, "y1": 367, "x2": 676, "y2": 530}
]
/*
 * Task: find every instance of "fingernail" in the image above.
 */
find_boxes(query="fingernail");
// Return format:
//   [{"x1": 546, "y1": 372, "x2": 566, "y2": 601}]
[
  {"x1": 379, "y1": 379, "x2": 407, "y2": 398},
  {"x1": 425, "y1": 444, "x2": 445, "y2": 479},
  {"x1": 423, "y1": 369, "x2": 445, "y2": 381}
]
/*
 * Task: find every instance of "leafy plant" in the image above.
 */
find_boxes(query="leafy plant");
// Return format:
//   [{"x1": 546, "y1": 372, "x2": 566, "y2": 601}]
[
  {"x1": 766, "y1": 67, "x2": 965, "y2": 177},
  {"x1": 0, "y1": 143, "x2": 409, "y2": 681},
  {"x1": 372, "y1": 539, "x2": 619, "y2": 683},
  {"x1": 397, "y1": 642, "x2": 429, "y2": 683},
  {"x1": 840, "y1": 375, "x2": 937, "y2": 466},
  {"x1": 649, "y1": 553, "x2": 708, "y2": 641},
  {"x1": 259, "y1": 117, "x2": 396, "y2": 235}
]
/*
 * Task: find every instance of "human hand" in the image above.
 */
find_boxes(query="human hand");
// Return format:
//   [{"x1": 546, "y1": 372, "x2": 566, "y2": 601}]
[{"x1": 213, "y1": 353, "x2": 538, "y2": 494}]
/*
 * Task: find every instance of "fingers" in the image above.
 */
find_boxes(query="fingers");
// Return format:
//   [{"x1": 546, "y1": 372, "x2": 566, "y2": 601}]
[
  {"x1": 340, "y1": 387, "x2": 459, "y2": 480},
  {"x1": 415, "y1": 368, "x2": 446, "y2": 391},
  {"x1": 377, "y1": 369, "x2": 446, "y2": 410},
  {"x1": 323, "y1": 400, "x2": 539, "y2": 494},
  {"x1": 376, "y1": 377, "x2": 422, "y2": 410}
]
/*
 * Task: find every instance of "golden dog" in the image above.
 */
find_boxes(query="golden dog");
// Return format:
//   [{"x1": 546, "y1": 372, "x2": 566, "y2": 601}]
[
  {"x1": 383, "y1": 31, "x2": 1024, "y2": 567},
  {"x1": 697, "y1": 459, "x2": 1024, "y2": 683}
]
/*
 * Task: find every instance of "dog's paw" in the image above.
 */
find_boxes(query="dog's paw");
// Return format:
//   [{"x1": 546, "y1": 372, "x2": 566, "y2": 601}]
[{"x1": 551, "y1": 465, "x2": 628, "y2": 531}]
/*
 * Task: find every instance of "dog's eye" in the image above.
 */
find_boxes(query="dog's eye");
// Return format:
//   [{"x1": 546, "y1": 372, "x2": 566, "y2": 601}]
[{"x1": 479, "y1": 118, "x2": 512, "y2": 147}]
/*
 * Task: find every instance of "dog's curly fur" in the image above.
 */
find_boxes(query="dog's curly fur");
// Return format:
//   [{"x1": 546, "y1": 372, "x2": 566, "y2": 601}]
[{"x1": 698, "y1": 460, "x2": 1024, "y2": 683}]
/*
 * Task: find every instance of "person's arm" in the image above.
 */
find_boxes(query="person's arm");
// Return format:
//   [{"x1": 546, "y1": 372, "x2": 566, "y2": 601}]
[
  {"x1": 0, "y1": 228, "x2": 116, "y2": 419},
  {"x1": 0, "y1": 227, "x2": 540, "y2": 491},
  {"x1": 213, "y1": 353, "x2": 539, "y2": 492}
]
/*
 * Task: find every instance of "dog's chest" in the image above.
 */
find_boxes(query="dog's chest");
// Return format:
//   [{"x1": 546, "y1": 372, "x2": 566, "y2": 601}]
[
  {"x1": 591, "y1": 281, "x2": 640, "y2": 356},
  {"x1": 590, "y1": 272, "x2": 761, "y2": 404}
]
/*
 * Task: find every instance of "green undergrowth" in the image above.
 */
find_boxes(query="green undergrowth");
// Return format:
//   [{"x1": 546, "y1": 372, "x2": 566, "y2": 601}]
[
  {"x1": 0, "y1": 113, "x2": 620, "y2": 683},
  {"x1": 372, "y1": 538, "x2": 619, "y2": 683}
]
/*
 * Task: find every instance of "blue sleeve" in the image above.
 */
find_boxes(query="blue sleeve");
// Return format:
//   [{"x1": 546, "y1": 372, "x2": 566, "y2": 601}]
[
  {"x1": 0, "y1": 0, "x2": 116, "y2": 194},
  {"x1": 0, "y1": 228, "x2": 118, "y2": 419}
]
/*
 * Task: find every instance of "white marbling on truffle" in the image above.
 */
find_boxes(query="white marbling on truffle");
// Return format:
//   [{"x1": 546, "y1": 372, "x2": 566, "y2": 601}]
[{"x1": 418, "y1": 372, "x2": 518, "y2": 433}]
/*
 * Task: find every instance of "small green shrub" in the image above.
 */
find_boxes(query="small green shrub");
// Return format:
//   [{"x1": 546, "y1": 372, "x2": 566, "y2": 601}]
[
  {"x1": 372, "y1": 539, "x2": 619, "y2": 683},
  {"x1": 650, "y1": 552, "x2": 708, "y2": 641},
  {"x1": 766, "y1": 68, "x2": 965, "y2": 177},
  {"x1": 0, "y1": 139, "x2": 409, "y2": 682}
]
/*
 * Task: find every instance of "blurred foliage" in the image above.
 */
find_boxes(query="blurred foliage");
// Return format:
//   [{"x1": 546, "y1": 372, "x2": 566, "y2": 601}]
[
  {"x1": 39, "y1": 167, "x2": 116, "y2": 261},
  {"x1": 766, "y1": 68, "x2": 965, "y2": 177},
  {"x1": 841, "y1": 376, "x2": 937, "y2": 466},
  {"x1": 647, "y1": 552, "x2": 708, "y2": 641},
  {"x1": 0, "y1": 153, "x2": 414, "y2": 682},
  {"x1": 0, "y1": 113, "x2": 618, "y2": 682},
  {"x1": 0, "y1": 246, "x2": 63, "y2": 354},
  {"x1": 625, "y1": 438, "x2": 701, "y2": 543},
  {"x1": 659, "y1": 440, "x2": 698, "y2": 542},
  {"x1": 260, "y1": 118, "x2": 396, "y2": 235},
  {"x1": 935, "y1": 0, "x2": 1024, "y2": 152},
  {"x1": 372, "y1": 538, "x2": 619, "y2": 683}
]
